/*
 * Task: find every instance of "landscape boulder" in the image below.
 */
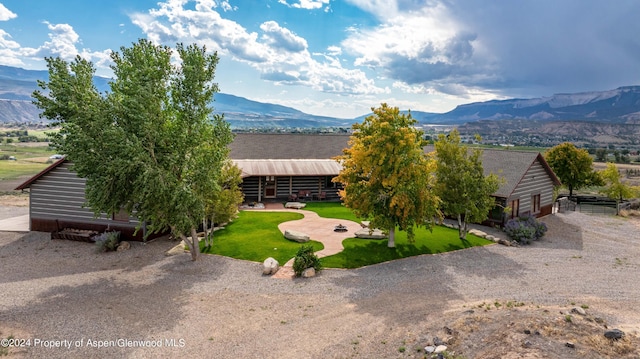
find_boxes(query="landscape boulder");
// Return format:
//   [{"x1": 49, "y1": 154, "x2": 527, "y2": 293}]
[
  {"x1": 301, "y1": 267, "x2": 316, "y2": 278},
  {"x1": 166, "y1": 240, "x2": 187, "y2": 256},
  {"x1": 262, "y1": 257, "x2": 279, "y2": 275},
  {"x1": 284, "y1": 230, "x2": 310, "y2": 243},
  {"x1": 354, "y1": 228, "x2": 387, "y2": 239},
  {"x1": 284, "y1": 202, "x2": 306, "y2": 209}
]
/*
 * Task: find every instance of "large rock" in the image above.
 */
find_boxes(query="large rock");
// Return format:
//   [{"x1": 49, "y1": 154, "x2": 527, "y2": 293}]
[
  {"x1": 354, "y1": 228, "x2": 387, "y2": 239},
  {"x1": 284, "y1": 230, "x2": 310, "y2": 242},
  {"x1": 285, "y1": 202, "x2": 306, "y2": 209},
  {"x1": 262, "y1": 257, "x2": 279, "y2": 275}
]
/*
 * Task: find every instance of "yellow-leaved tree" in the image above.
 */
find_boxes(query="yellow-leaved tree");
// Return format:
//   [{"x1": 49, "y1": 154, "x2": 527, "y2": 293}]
[{"x1": 333, "y1": 103, "x2": 440, "y2": 248}]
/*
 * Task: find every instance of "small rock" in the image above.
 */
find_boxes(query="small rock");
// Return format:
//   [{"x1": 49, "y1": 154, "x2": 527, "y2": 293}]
[
  {"x1": 463, "y1": 309, "x2": 475, "y2": 314},
  {"x1": 524, "y1": 329, "x2": 531, "y2": 335},
  {"x1": 443, "y1": 326, "x2": 453, "y2": 335},
  {"x1": 604, "y1": 329, "x2": 625, "y2": 340},
  {"x1": 433, "y1": 336, "x2": 444, "y2": 346},
  {"x1": 166, "y1": 240, "x2": 186, "y2": 256},
  {"x1": 523, "y1": 340, "x2": 532, "y2": 348},
  {"x1": 534, "y1": 330, "x2": 541, "y2": 335},
  {"x1": 434, "y1": 345, "x2": 447, "y2": 353},
  {"x1": 116, "y1": 241, "x2": 130, "y2": 251},
  {"x1": 301, "y1": 267, "x2": 316, "y2": 278},
  {"x1": 565, "y1": 342, "x2": 575, "y2": 348},
  {"x1": 424, "y1": 346, "x2": 435, "y2": 354},
  {"x1": 571, "y1": 307, "x2": 586, "y2": 315}
]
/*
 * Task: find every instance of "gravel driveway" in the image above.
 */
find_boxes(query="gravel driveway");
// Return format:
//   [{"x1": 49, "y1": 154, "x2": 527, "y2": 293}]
[{"x1": 1, "y1": 211, "x2": 639, "y2": 358}]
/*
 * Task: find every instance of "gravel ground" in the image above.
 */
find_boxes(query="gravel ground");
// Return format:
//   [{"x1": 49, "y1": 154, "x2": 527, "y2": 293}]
[{"x1": 1, "y1": 210, "x2": 639, "y2": 358}]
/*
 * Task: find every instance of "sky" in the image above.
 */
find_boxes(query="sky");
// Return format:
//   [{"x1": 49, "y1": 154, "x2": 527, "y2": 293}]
[{"x1": 1, "y1": 0, "x2": 640, "y2": 119}]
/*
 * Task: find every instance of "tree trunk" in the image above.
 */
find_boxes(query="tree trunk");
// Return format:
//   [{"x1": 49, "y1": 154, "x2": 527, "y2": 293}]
[
  {"x1": 188, "y1": 227, "x2": 200, "y2": 261},
  {"x1": 457, "y1": 214, "x2": 468, "y2": 240},
  {"x1": 202, "y1": 218, "x2": 210, "y2": 247},
  {"x1": 388, "y1": 227, "x2": 396, "y2": 248}
]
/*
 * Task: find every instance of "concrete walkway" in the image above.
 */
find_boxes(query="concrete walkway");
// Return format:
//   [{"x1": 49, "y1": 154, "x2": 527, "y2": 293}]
[
  {"x1": 247, "y1": 202, "x2": 362, "y2": 278},
  {"x1": 0, "y1": 214, "x2": 29, "y2": 232},
  {"x1": 277, "y1": 209, "x2": 361, "y2": 264}
]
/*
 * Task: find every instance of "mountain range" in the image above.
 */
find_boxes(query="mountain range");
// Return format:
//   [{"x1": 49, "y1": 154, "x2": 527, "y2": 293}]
[{"x1": 1, "y1": 64, "x2": 640, "y2": 129}]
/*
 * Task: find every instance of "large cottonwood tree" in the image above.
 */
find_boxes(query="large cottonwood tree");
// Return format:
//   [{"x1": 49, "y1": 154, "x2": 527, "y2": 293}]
[
  {"x1": 333, "y1": 104, "x2": 440, "y2": 248},
  {"x1": 434, "y1": 129, "x2": 500, "y2": 240},
  {"x1": 33, "y1": 39, "x2": 233, "y2": 261},
  {"x1": 545, "y1": 142, "x2": 601, "y2": 196}
]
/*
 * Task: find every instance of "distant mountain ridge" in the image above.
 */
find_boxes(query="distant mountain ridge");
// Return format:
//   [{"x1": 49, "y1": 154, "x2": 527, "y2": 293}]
[
  {"x1": 428, "y1": 86, "x2": 640, "y2": 124},
  {"x1": 1, "y1": 64, "x2": 640, "y2": 128}
]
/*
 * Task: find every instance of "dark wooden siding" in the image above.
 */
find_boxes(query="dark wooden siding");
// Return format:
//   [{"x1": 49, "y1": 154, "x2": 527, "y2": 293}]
[
  {"x1": 507, "y1": 159, "x2": 556, "y2": 218},
  {"x1": 28, "y1": 162, "x2": 142, "y2": 238},
  {"x1": 242, "y1": 175, "x2": 341, "y2": 202}
]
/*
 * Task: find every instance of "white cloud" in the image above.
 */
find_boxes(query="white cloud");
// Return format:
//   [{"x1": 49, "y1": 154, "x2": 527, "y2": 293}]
[
  {"x1": 327, "y1": 45, "x2": 341, "y2": 56},
  {"x1": 0, "y1": 3, "x2": 17, "y2": 21},
  {"x1": 278, "y1": 0, "x2": 330, "y2": 10},
  {"x1": 130, "y1": 0, "x2": 386, "y2": 95},
  {"x1": 0, "y1": 19, "x2": 112, "y2": 69},
  {"x1": 28, "y1": 22, "x2": 81, "y2": 60},
  {"x1": 260, "y1": 21, "x2": 307, "y2": 53}
]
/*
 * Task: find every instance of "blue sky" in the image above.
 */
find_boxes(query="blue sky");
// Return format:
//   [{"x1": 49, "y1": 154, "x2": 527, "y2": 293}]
[{"x1": 2, "y1": 0, "x2": 640, "y2": 119}]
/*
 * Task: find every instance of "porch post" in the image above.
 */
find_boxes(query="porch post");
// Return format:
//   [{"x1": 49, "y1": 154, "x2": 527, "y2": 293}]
[{"x1": 258, "y1": 176, "x2": 262, "y2": 202}]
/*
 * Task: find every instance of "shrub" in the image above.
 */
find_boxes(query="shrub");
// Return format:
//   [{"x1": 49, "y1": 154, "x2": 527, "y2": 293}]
[
  {"x1": 504, "y1": 216, "x2": 547, "y2": 244},
  {"x1": 292, "y1": 244, "x2": 322, "y2": 276},
  {"x1": 94, "y1": 231, "x2": 121, "y2": 252}
]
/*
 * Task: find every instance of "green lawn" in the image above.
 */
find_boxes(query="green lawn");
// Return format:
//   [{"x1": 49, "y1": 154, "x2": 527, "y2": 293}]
[
  {"x1": 201, "y1": 211, "x2": 324, "y2": 264},
  {"x1": 321, "y1": 225, "x2": 492, "y2": 268},
  {"x1": 302, "y1": 201, "x2": 361, "y2": 222},
  {"x1": 201, "y1": 203, "x2": 493, "y2": 269}
]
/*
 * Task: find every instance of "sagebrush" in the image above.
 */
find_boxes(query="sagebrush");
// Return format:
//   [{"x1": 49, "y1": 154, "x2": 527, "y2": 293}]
[
  {"x1": 503, "y1": 216, "x2": 547, "y2": 244},
  {"x1": 94, "y1": 231, "x2": 121, "y2": 252}
]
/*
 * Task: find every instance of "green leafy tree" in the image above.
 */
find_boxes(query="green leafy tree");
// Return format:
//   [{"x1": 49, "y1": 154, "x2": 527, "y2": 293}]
[
  {"x1": 202, "y1": 160, "x2": 244, "y2": 247},
  {"x1": 333, "y1": 103, "x2": 440, "y2": 248},
  {"x1": 599, "y1": 163, "x2": 639, "y2": 214},
  {"x1": 33, "y1": 39, "x2": 232, "y2": 261},
  {"x1": 595, "y1": 148, "x2": 608, "y2": 162},
  {"x1": 545, "y1": 142, "x2": 602, "y2": 196},
  {"x1": 434, "y1": 129, "x2": 501, "y2": 240}
]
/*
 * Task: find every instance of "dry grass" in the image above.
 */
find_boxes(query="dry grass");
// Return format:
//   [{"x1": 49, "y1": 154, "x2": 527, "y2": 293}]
[{"x1": 619, "y1": 209, "x2": 640, "y2": 218}]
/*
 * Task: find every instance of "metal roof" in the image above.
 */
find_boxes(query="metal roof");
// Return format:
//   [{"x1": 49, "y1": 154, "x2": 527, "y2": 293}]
[
  {"x1": 229, "y1": 133, "x2": 349, "y2": 159},
  {"x1": 233, "y1": 159, "x2": 342, "y2": 178}
]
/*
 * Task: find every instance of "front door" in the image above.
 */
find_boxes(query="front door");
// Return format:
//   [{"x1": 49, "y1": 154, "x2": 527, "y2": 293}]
[{"x1": 264, "y1": 176, "x2": 276, "y2": 198}]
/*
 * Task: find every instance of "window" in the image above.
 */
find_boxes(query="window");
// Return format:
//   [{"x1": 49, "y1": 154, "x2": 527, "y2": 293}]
[
  {"x1": 531, "y1": 194, "x2": 541, "y2": 214},
  {"x1": 510, "y1": 199, "x2": 520, "y2": 218}
]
